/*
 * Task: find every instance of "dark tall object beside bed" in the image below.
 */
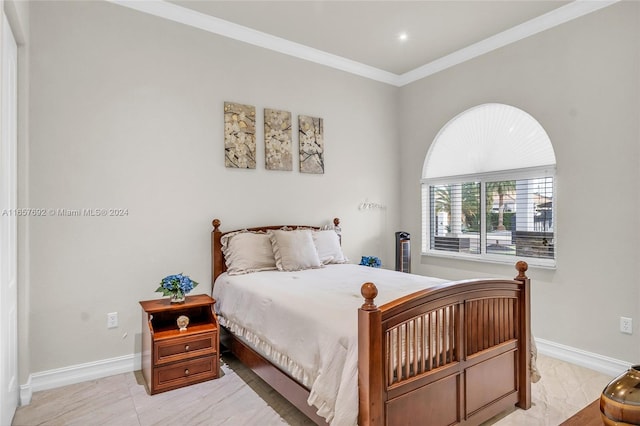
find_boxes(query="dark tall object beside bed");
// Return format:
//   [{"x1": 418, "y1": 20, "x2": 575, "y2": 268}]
[
  {"x1": 211, "y1": 219, "x2": 532, "y2": 425},
  {"x1": 395, "y1": 231, "x2": 411, "y2": 273}
]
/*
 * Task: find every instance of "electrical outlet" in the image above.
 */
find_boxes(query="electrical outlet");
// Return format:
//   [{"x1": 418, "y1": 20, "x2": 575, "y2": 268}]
[
  {"x1": 107, "y1": 312, "x2": 118, "y2": 329},
  {"x1": 620, "y1": 317, "x2": 632, "y2": 334}
]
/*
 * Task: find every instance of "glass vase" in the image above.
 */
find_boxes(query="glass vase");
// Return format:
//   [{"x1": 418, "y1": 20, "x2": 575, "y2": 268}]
[{"x1": 170, "y1": 293, "x2": 185, "y2": 303}]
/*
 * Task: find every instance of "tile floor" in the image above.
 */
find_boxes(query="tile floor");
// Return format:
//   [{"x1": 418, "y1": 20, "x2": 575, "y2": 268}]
[
  {"x1": 486, "y1": 354, "x2": 612, "y2": 425},
  {"x1": 11, "y1": 353, "x2": 613, "y2": 426}
]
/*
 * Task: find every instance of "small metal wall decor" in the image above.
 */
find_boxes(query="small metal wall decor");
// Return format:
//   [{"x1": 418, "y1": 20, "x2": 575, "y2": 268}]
[
  {"x1": 176, "y1": 315, "x2": 189, "y2": 331},
  {"x1": 298, "y1": 115, "x2": 324, "y2": 174},
  {"x1": 224, "y1": 102, "x2": 256, "y2": 169},
  {"x1": 264, "y1": 108, "x2": 293, "y2": 171}
]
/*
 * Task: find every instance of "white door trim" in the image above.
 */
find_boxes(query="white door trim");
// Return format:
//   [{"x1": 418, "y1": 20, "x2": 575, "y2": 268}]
[{"x1": 0, "y1": 12, "x2": 19, "y2": 426}]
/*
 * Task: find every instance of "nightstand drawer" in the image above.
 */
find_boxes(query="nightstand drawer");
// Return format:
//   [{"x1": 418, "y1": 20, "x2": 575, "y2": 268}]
[
  {"x1": 154, "y1": 332, "x2": 217, "y2": 365},
  {"x1": 153, "y1": 356, "x2": 217, "y2": 392}
]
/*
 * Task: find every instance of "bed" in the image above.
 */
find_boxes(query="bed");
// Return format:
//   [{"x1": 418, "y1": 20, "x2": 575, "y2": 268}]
[{"x1": 210, "y1": 218, "x2": 532, "y2": 425}]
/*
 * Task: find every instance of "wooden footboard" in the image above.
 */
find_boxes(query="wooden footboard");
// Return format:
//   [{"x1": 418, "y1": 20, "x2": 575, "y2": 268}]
[{"x1": 358, "y1": 261, "x2": 531, "y2": 425}]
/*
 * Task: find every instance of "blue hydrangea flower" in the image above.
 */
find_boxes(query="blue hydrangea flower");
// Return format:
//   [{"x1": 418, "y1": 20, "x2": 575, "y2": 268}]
[
  {"x1": 360, "y1": 256, "x2": 381, "y2": 268},
  {"x1": 156, "y1": 273, "x2": 199, "y2": 299}
]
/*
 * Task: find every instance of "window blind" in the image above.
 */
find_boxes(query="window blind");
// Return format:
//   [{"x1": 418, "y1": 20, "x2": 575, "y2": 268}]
[{"x1": 425, "y1": 175, "x2": 554, "y2": 262}]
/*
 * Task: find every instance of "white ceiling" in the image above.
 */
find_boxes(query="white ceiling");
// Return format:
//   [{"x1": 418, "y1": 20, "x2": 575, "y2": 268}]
[
  {"x1": 112, "y1": 0, "x2": 619, "y2": 86},
  {"x1": 171, "y1": 0, "x2": 568, "y2": 75}
]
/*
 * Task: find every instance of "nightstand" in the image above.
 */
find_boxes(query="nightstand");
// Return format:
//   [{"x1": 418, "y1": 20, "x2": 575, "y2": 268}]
[{"x1": 140, "y1": 294, "x2": 219, "y2": 394}]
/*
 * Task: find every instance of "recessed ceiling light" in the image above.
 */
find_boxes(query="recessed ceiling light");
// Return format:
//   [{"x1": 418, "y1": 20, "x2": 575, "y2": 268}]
[{"x1": 398, "y1": 32, "x2": 409, "y2": 42}]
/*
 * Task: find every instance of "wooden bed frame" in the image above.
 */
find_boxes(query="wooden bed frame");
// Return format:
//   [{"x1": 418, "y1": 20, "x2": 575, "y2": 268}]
[{"x1": 211, "y1": 218, "x2": 531, "y2": 425}]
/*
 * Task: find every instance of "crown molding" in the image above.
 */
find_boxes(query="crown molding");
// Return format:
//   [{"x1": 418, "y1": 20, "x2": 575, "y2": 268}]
[
  {"x1": 106, "y1": 0, "x2": 399, "y2": 85},
  {"x1": 397, "y1": 0, "x2": 620, "y2": 86},
  {"x1": 108, "y1": 0, "x2": 619, "y2": 88}
]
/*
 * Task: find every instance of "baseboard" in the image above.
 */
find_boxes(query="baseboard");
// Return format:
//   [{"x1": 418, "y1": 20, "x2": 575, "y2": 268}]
[
  {"x1": 19, "y1": 353, "x2": 140, "y2": 406},
  {"x1": 18, "y1": 340, "x2": 631, "y2": 407},
  {"x1": 535, "y1": 338, "x2": 632, "y2": 377},
  {"x1": 19, "y1": 376, "x2": 32, "y2": 406}
]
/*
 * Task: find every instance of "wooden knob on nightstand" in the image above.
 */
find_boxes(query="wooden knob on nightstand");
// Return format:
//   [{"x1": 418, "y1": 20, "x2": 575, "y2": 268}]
[
  {"x1": 185, "y1": 369, "x2": 190, "y2": 375},
  {"x1": 185, "y1": 345, "x2": 190, "y2": 351}
]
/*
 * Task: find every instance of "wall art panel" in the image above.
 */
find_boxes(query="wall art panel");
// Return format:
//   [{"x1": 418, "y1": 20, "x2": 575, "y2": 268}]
[
  {"x1": 264, "y1": 108, "x2": 292, "y2": 171},
  {"x1": 224, "y1": 102, "x2": 256, "y2": 169},
  {"x1": 298, "y1": 115, "x2": 324, "y2": 174}
]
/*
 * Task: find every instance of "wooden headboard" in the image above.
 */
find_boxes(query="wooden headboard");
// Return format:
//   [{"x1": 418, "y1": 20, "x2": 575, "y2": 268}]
[{"x1": 210, "y1": 218, "x2": 341, "y2": 290}]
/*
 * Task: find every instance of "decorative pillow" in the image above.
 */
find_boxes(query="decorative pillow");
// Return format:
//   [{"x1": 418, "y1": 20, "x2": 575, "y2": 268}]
[
  {"x1": 221, "y1": 230, "x2": 277, "y2": 275},
  {"x1": 313, "y1": 230, "x2": 348, "y2": 264},
  {"x1": 267, "y1": 229, "x2": 323, "y2": 271}
]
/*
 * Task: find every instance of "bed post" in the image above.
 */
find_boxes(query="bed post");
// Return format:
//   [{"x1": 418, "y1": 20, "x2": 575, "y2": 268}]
[
  {"x1": 358, "y1": 282, "x2": 384, "y2": 426},
  {"x1": 514, "y1": 260, "x2": 531, "y2": 410},
  {"x1": 211, "y1": 219, "x2": 223, "y2": 291}
]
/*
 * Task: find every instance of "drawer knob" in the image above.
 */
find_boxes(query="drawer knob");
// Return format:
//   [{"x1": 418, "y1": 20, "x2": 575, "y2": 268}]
[
  {"x1": 185, "y1": 345, "x2": 190, "y2": 351},
  {"x1": 185, "y1": 369, "x2": 190, "y2": 375}
]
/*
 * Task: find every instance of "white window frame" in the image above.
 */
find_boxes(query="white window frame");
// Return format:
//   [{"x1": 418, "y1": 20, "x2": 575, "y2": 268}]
[{"x1": 422, "y1": 165, "x2": 556, "y2": 268}]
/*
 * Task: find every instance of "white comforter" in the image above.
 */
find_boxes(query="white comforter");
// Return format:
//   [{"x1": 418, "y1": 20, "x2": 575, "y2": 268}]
[{"x1": 212, "y1": 264, "x2": 448, "y2": 426}]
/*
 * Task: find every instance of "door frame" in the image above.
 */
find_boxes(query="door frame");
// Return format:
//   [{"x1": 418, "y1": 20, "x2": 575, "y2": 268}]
[{"x1": 0, "y1": 12, "x2": 19, "y2": 426}]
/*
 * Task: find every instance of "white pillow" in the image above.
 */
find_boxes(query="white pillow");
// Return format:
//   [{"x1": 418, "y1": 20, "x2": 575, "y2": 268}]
[
  {"x1": 313, "y1": 230, "x2": 348, "y2": 264},
  {"x1": 221, "y1": 230, "x2": 277, "y2": 275},
  {"x1": 268, "y1": 229, "x2": 323, "y2": 271}
]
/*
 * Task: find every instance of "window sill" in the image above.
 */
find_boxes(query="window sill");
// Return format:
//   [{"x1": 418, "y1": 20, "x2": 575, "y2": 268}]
[{"x1": 421, "y1": 250, "x2": 557, "y2": 270}]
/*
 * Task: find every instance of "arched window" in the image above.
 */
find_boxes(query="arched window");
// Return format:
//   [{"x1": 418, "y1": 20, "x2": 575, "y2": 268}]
[{"x1": 421, "y1": 103, "x2": 556, "y2": 267}]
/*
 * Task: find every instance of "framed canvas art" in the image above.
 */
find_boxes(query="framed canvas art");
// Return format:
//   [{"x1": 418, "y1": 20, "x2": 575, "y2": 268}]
[
  {"x1": 298, "y1": 115, "x2": 324, "y2": 174},
  {"x1": 224, "y1": 102, "x2": 256, "y2": 169},
  {"x1": 264, "y1": 108, "x2": 292, "y2": 171}
]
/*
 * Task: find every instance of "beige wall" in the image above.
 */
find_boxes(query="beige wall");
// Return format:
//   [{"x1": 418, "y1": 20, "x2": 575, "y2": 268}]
[
  {"x1": 399, "y1": 2, "x2": 640, "y2": 362},
  {"x1": 26, "y1": 1, "x2": 399, "y2": 372},
  {"x1": 19, "y1": 0, "x2": 640, "y2": 379}
]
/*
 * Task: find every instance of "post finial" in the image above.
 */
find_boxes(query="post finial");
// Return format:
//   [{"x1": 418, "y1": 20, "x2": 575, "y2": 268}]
[
  {"x1": 212, "y1": 219, "x2": 221, "y2": 232},
  {"x1": 515, "y1": 260, "x2": 528, "y2": 281},
  {"x1": 361, "y1": 282, "x2": 378, "y2": 311},
  {"x1": 333, "y1": 217, "x2": 340, "y2": 227}
]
